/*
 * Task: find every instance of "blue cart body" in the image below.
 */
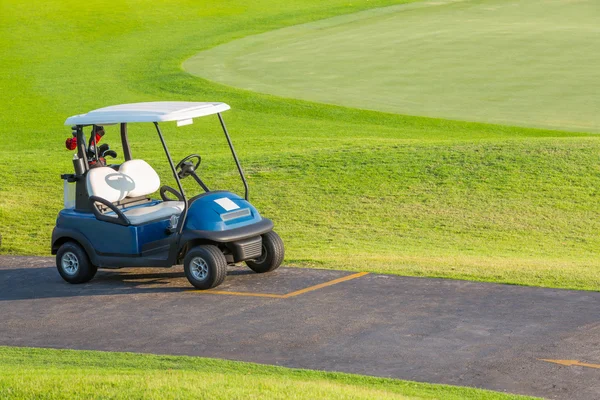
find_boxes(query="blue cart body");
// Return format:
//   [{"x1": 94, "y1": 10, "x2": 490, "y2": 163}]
[{"x1": 52, "y1": 191, "x2": 271, "y2": 267}]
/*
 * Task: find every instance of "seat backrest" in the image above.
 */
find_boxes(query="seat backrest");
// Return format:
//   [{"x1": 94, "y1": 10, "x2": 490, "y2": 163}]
[
  {"x1": 86, "y1": 167, "x2": 134, "y2": 203},
  {"x1": 118, "y1": 159, "x2": 161, "y2": 198}
]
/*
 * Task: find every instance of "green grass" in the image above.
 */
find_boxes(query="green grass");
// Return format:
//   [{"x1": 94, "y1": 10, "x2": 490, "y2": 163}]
[
  {"x1": 0, "y1": 0, "x2": 599, "y2": 291},
  {"x1": 0, "y1": 347, "x2": 537, "y2": 399},
  {"x1": 187, "y1": 0, "x2": 600, "y2": 132}
]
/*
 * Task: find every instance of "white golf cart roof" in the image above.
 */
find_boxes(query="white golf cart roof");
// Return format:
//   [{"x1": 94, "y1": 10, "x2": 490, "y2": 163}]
[{"x1": 64, "y1": 101, "x2": 230, "y2": 126}]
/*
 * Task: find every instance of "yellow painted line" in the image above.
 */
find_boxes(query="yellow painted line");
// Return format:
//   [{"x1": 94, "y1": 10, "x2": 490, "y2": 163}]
[
  {"x1": 190, "y1": 271, "x2": 369, "y2": 298},
  {"x1": 192, "y1": 290, "x2": 286, "y2": 299},
  {"x1": 539, "y1": 359, "x2": 600, "y2": 370},
  {"x1": 282, "y1": 272, "x2": 369, "y2": 298}
]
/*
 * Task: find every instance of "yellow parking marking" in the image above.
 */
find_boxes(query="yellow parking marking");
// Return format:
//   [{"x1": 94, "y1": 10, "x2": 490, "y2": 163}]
[
  {"x1": 191, "y1": 271, "x2": 368, "y2": 298},
  {"x1": 281, "y1": 272, "x2": 369, "y2": 298},
  {"x1": 540, "y1": 359, "x2": 600, "y2": 370},
  {"x1": 198, "y1": 291, "x2": 285, "y2": 299}
]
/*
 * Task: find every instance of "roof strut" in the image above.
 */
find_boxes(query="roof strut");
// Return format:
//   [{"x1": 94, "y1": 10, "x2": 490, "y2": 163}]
[
  {"x1": 218, "y1": 113, "x2": 249, "y2": 201},
  {"x1": 154, "y1": 122, "x2": 188, "y2": 235},
  {"x1": 120, "y1": 123, "x2": 132, "y2": 161}
]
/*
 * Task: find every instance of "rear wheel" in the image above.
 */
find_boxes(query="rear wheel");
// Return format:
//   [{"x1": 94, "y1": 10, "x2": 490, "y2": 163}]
[
  {"x1": 56, "y1": 241, "x2": 97, "y2": 284},
  {"x1": 184, "y1": 245, "x2": 227, "y2": 290},
  {"x1": 246, "y1": 231, "x2": 284, "y2": 273}
]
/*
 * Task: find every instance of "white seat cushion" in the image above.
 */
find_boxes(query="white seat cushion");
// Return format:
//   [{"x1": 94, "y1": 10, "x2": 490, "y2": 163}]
[
  {"x1": 119, "y1": 159, "x2": 161, "y2": 197},
  {"x1": 110, "y1": 201, "x2": 185, "y2": 225},
  {"x1": 88, "y1": 160, "x2": 183, "y2": 225},
  {"x1": 87, "y1": 167, "x2": 134, "y2": 203}
]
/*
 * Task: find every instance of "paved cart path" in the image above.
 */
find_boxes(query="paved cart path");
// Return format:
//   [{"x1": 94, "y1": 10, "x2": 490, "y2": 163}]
[{"x1": 1, "y1": 256, "x2": 599, "y2": 399}]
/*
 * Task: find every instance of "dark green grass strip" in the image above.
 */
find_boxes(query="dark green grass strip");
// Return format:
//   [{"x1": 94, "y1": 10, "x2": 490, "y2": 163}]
[{"x1": 0, "y1": 346, "x2": 537, "y2": 400}]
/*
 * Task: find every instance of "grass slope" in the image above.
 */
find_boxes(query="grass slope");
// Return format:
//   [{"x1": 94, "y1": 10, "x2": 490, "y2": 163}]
[
  {"x1": 186, "y1": 0, "x2": 600, "y2": 133},
  {"x1": 0, "y1": 0, "x2": 599, "y2": 290},
  {"x1": 0, "y1": 347, "x2": 537, "y2": 400}
]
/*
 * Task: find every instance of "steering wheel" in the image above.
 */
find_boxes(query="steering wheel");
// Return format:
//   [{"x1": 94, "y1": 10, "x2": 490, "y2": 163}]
[
  {"x1": 175, "y1": 154, "x2": 201, "y2": 179},
  {"x1": 161, "y1": 154, "x2": 203, "y2": 202}
]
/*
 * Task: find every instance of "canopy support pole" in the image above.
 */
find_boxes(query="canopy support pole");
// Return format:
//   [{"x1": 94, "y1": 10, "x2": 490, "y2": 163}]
[
  {"x1": 154, "y1": 122, "x2": 188, "y2": 235},
  {"x1": 218, "y1": 113, "x2": 249, "y2": 201},
  {"x1": 120, "y1": 123, "x2": 132, "y2": 161}
]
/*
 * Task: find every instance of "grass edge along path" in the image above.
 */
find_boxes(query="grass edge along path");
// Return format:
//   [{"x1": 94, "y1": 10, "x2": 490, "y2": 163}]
[{"x1": 0, "y1": 346, "x2": 538, "y2": 400}]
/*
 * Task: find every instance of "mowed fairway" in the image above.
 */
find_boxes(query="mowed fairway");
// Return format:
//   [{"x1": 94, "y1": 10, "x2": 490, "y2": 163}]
[
  {"x1": 0, "y1": 0, "x2": 599, "y2": 291},
  {"x1": 186, "y1": 0, "x2": 600, "y2": 132}
]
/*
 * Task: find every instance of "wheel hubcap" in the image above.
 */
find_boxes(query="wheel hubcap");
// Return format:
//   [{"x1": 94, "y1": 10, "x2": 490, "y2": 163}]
[
  {"x1": 190, "y1": 257, "x2": 209, "y2": 281},
  {"x1": 61, "y1": 252, "x2": 79, "y2": 276}
]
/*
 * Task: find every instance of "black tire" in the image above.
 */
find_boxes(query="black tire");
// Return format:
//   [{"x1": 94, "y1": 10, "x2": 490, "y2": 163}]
[
  {"x1": 246, "y1": 231, "x2": 284, "y2": 273},
  {"x1": 184, "y1": 245, "x2": 227, "y2": 290},
  {"x1": 56, "y1": 241, "x2": 97, "y2": 284}
]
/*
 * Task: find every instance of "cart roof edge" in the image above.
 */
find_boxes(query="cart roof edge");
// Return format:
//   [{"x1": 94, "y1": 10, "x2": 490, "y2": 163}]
[{"x1": 64, "y1": 101, "x2": 230, "y2": 126}]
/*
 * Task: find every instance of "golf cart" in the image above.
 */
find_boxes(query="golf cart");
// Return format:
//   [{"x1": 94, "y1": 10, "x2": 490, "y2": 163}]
[{"x1": 52, "y1": 101, "x2": 284, "y2": 289}]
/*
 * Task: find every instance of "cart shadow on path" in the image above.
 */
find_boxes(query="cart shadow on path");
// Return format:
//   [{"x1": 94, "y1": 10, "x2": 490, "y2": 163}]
[
  {"x1": 0, "y1": 265, "x2": 197, "y2": 301},
  {"x1": 0, "y1": 256, "x2": 358, "y2": 302},
  {"x1": 0, "y1": 259, "x2": 327, "y2": 302}
]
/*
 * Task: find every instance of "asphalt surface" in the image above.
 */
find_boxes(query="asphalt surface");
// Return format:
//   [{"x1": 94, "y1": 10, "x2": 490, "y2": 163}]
[{"x1": 1, "y1": 256, "x2": 599, "y2": 399}]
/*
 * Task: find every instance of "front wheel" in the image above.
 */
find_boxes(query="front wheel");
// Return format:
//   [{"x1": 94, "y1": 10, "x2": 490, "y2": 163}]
[
  {"x1": 56, "y1": 241, "x2": 97, "y2": 284},
  {"x1": 184, "y1": 245, "x2": 227, "y2": 290},
  {"x1": 246, "y1": 231, "x2": 284, "y2": 273}
]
